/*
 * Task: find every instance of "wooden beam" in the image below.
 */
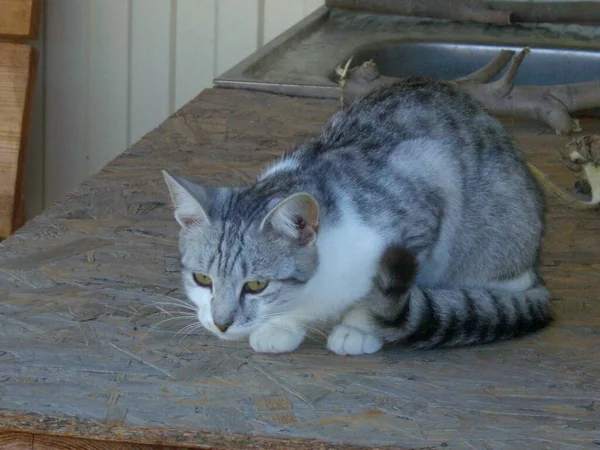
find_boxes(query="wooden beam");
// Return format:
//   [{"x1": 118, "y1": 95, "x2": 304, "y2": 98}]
[
  {"x1": 0, "y1": 0, "x2": 41, "y2": 39},
  {"x1": 0, "y1": 42, "x2": 38, "y2": 238}
]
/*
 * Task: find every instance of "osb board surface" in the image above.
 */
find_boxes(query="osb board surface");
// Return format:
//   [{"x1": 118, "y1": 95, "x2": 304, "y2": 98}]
[
  {"x1": 0, "y1": 0, "x2": 41, "y2": 39},
  {"x1": 0, "y1": 88, "x2": 599, "y2": 450},
  {"x1": 0, "y1": 42, "x2": 37, "y2": 237}
]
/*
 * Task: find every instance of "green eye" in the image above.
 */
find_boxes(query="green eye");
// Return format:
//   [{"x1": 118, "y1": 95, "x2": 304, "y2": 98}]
[
  {"x1": 243, "y1": 280, "x2": 269, "y2": 294},
  {"x1": 192, "y1": 273, "x2": 212, "y2": 288}
]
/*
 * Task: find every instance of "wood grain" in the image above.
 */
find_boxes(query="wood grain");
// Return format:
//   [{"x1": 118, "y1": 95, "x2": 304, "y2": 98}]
[
  {"x1": 32, "y1": 433, "x2": 197, "y2": 449},
  {"x1": 0, "y1": 431, "x2": 209, "y2": 449},
  {"x1": 0, "y1": 0, "x2": 41, "y2": 39},
  {"x1": 0, "y1": 89, "x2": 599, "y2": 449},
  {"x1": 0, "y1": 42, "x2": 38, "y2": 238},
  {"x1": 0, "y1": 432, "x2": 33, "y2": 449},
  {"x1": 0, "y1": 416, "x2": 402, "y2": 450}
]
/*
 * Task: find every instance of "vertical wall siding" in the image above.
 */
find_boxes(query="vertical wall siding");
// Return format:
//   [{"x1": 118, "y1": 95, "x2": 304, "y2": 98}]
[
  {"x1": 23, "y1": 0, "x2": 45, "y2": 221},
  {"x1": 174, "y1": 0, "x2": 216, "y2": 111},
  {"x1": 44, "y1": 0, "x2": 89, "y2": 206},
  {"x1": 129, "y1": 0, "x2": 172, "y2": 149},
  {"x1": 263, "y1": 0, "x2": 323, "y2": 43},
  {"x1": 38, "y1": 0, "x2": 324, "y2": 211},
  {"x1": 215, "y1": 0, "x2": 261, "y2": 74},
  {"x1": 87, "y1": 0, "x2": 130, "y2": 176}
]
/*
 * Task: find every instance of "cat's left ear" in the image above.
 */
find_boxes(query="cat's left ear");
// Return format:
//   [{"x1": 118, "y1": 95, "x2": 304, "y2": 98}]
[{"x1": 260, "y1": 192, "x2": 319, "y2": 246}]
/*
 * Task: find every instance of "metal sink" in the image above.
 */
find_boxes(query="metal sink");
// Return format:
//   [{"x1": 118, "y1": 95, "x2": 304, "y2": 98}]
[
  {"x1": 345, "y1": 41, "x2": 600, "y2": 86},
  {"x1": 214, "y1": 7, "x2": 600, "y2": 98}
]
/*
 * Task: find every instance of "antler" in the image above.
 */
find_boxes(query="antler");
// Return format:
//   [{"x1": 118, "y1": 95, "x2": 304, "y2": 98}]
[{"x1": 338, "y1": 48, "x2": 600, "y2": 135}]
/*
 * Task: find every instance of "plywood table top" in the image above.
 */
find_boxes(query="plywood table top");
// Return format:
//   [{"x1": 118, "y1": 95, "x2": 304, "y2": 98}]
[{"x1": 0, "y1": 88, "x2": 599, "y2": 450}]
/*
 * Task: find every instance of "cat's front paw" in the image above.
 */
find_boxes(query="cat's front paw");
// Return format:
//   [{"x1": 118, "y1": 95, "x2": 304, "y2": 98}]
[
  {"x1": 249, "y1": 324, "x2": 306, "y2": 353},
  {"x1": 327, "y1": 324, "x2": 383, "y2": 356}
]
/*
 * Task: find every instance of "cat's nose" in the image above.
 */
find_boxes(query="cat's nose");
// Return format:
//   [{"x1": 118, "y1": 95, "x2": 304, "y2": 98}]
[{"x1": 215, "y1": 321, "x2": 232, "y2": 333}]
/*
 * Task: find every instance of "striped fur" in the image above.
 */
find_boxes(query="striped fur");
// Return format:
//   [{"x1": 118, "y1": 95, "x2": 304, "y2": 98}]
[{"x1": 373, "y1": 246, "x2": 552, "y2": 349}]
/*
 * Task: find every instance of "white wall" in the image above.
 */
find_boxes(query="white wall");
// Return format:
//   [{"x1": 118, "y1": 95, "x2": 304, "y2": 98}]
[{"x1": 26, "y1": 0, "x2": 323, "y2": 218}]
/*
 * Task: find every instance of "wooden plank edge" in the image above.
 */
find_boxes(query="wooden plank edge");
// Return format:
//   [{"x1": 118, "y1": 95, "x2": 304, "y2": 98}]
[
  {"x1": 0, "y1": 0, "x2": 42, "y2": 40},
  {"x1": 0, "y1": 412, "x2": 408, "y2": 450},
  {"x1": 9, "y1": 44, "x2": 38, "y2": 237},
  {"x1": 29, "y1": 0, "x2": 42, "y2": 40},
  {"x1": 32, "y1": 433, "x2": 199, "y2": 450},
  {"x1": 2, "y1": 431, "x2": 192, "y2": 450}
]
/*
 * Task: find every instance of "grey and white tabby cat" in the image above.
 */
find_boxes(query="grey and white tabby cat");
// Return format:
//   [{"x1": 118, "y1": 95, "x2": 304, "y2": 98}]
[{"x1": 163, "y1": 77, "x2": 552, "y2": 355}]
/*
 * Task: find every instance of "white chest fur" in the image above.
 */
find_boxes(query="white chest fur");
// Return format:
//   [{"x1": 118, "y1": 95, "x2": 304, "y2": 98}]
[{"x1": 295, "y1": 211, "x2": 385, "y2": 321}]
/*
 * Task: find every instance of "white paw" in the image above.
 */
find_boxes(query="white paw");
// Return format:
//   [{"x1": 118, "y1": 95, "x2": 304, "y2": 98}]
[
  {"x1": 327, "y1": 324, "x2": 383, "y2": 356},
  {"x1": 249, "y1": 324, "x2": 306, "y2": 353}
]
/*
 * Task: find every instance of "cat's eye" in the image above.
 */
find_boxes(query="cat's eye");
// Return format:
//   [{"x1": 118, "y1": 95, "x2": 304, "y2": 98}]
[
  {"x1": 243, "y1": 280, "x2": 269, "y2": 294},
  {"x1": 192, "y1": 273, "x2": 212, "y2": 288}
]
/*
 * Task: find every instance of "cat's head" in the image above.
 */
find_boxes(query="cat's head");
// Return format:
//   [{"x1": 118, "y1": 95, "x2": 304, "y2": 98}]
[{"x1": 163, "y1": 171, "x2": 319, "y2": 341}]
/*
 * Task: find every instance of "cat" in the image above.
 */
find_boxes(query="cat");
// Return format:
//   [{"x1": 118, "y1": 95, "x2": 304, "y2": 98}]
[{"x1": 163, "y1": 77, "x2": 552, "y2": 355}]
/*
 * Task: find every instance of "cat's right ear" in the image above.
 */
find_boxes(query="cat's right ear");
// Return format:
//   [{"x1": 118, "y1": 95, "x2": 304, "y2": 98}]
[
  {"x1": 162, "y1": 170, "x2": 210, "y2": 228},
  {"x1": 260, "y1": 192, "x2": 319, "y2": 246}
]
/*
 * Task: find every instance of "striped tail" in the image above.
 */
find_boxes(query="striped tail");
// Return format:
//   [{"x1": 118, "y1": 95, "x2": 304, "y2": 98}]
[{"x1": 373, "y1": 246, "x2": 553, "y2": 349}]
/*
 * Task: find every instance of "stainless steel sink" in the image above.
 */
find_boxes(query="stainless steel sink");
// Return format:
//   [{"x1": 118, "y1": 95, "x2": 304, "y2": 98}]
[
  {"x1": 343, "y1": 41, "x2": 600, "y2": 85},
  {"x1": 214, "y1": 7, "x2": 600, "y2": 98}
]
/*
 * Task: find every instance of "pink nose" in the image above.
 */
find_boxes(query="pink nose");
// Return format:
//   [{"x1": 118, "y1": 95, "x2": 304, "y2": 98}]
[{"x1": 215, "y1": 322, "x2": 231, "y2": 333}]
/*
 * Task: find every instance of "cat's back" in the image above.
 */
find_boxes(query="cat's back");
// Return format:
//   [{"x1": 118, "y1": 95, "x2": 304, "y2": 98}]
[
  {"x1": 287, "y1": 76, "x2": 543, "y2": 233},
  {"x1": 294, "y1": 77, "x2": 538, "y2": 201},
  {"x1": 314, "y1": 77, "x2": 488, "y2": 153}
]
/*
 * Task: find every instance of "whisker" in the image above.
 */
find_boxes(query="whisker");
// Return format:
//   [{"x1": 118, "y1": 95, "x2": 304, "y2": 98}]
[
  {"x1": 137, "y1": 303, "x2": 163, "y2": 313},
  {"x1": 173, "y1": 321, "x2": 204, "y2": 339},
  {"x1": 137, "y1": 315, "x2": 196, "y2": 341},
  {"x1": 155, "y1": 306, "x2": 196, "y2": 316},
  {"x1": 154, "y1": 308, "x2": 197, "y2": 318},
  {"x1": 176, "y1": 323, "x2": 205, "y2": 344},
  {"x1": 157, "y1": 313, "x2": 197, "y2": 321},
  {"x1": 143, "y1": 329, "x2": 201, "y2": 336},
  {"x1": 169, "y1": 324, "x2": 197, "y2": 343},
  {"x1": 154, "y1": 306, "x2": 177, "y2": 316},
  {"x1": 161, "y1": 295, "x2": 196, "y2": 307},
  {"x1": 294, "y1": 324, "x2": 328, "y2": 340},
  {"x1": 144, "y1": 301, "x2": 197, "y2": 312},
  {"x1": 143, "y1": 315, "x2": 197, "y2": 338},
  {"x1": 153, "y1": 315, "x2": 196, "y2": 327}
]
